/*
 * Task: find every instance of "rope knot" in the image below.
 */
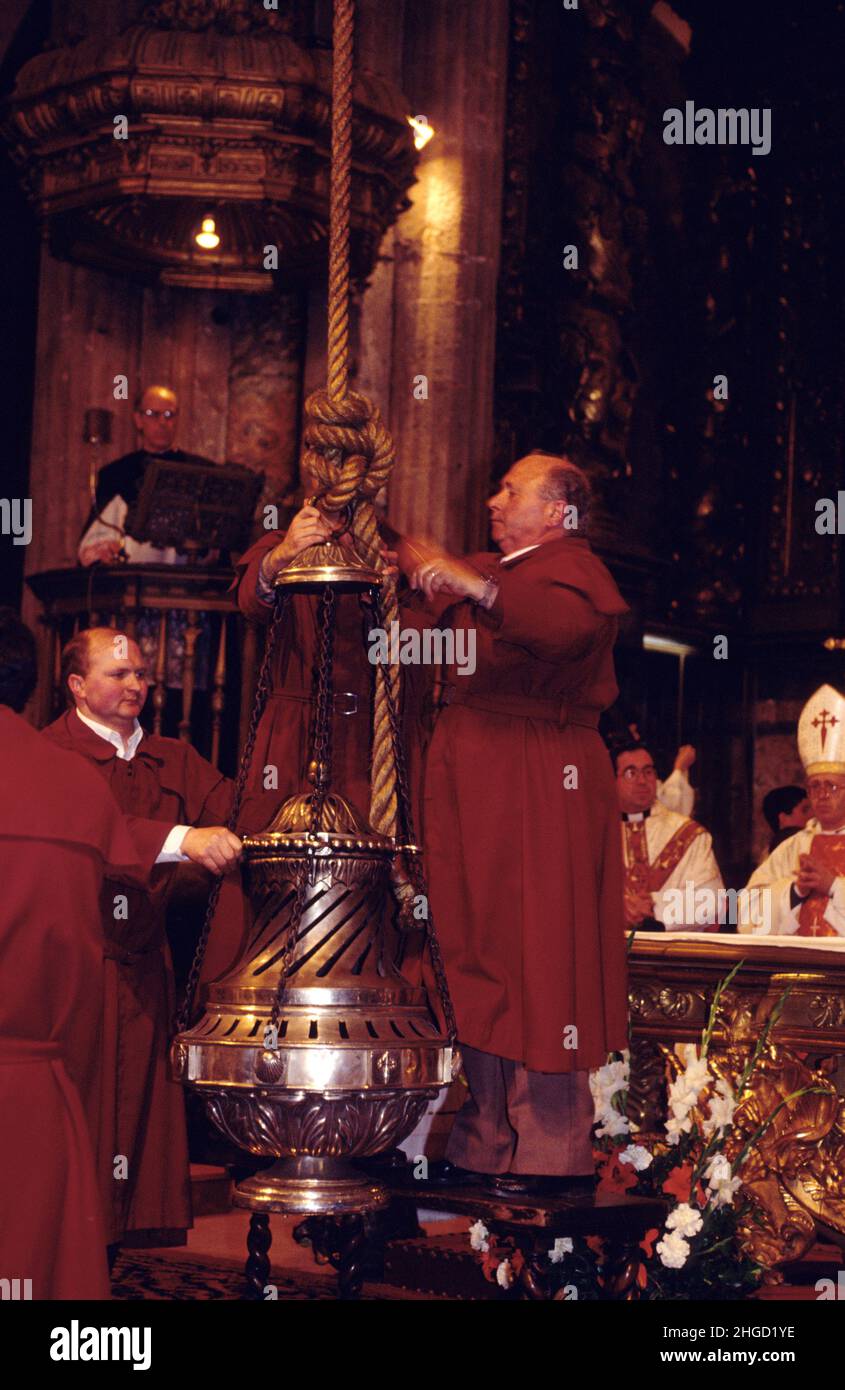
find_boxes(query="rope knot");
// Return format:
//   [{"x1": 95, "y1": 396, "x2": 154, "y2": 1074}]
[{"x1": 303, "y1": 387, "x2": 394, "y2": 512}]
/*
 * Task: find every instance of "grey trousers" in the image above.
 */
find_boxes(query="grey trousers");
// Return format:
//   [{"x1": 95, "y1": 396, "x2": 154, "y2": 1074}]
[{"x1": 446, "y1": 1043, "x2": 595, "y2": 1176}]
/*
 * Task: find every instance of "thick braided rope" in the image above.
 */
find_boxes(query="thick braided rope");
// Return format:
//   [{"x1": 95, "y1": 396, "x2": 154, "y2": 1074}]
[
  {"x1": 302, "y1": 388, "x2": 401, "y2": 836},
  {"x1": 312, "y1": 0, "x2": 402, "y2": 840},
  {"x1": 327, "y1": 0, "x2": 354, "y2": 402}
]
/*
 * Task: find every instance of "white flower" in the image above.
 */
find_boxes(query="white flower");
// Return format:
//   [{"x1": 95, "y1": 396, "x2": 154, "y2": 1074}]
[
  {"x1": 709, "y1": 1175, "x2": 743, "y2": 1209},
  {"x1": 589, "y1": 1058, "x2": 629, "y2": 1115},
  {"x1": 702, "y1": 1078, "x2": 736, "y2": 1138},
  {"x1": 469, "y1": 1220, "x2": 489, "y2": 1253},
  {"x1": 657, "y1": 1230, "x2": 690, "y2": 1269},
  {"x1": 704, "y1": 1153, "x2": 743, "y2": 1209},
  {"x1": 666, "y1": 1203, "x2": 703, "y2": 1239},
  {"x1": 665, "y1": 1111, "x2": 694, "y2": 1145},
  {"x1": 618, "y1": 1144, "x2": 653, "y2": 1172},
  {"x1": 669, "y1": 1057, "x2": 712, "y2": 1115},
  {"x1": 704, "y1": 1153, "x2": 731, "y2": 1184},
  {"x1": 594, "y1": 1106, "x2": 630, "y2": 1139},
  {"x1": 496, "y1": 1258, "x2": 514, "y2": 1288},
  {"x1": 548, "y1": 1237, "x2": 574, "y2": 1264}
]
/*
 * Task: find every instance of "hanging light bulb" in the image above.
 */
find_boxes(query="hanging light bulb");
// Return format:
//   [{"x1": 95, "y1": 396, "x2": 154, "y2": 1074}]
[
  {"x1": 407, "y1": 113, "x2": 435, "y2": 151},
  {"x1": 195, "y1": 215, "x2": 220, "y2": 250}
]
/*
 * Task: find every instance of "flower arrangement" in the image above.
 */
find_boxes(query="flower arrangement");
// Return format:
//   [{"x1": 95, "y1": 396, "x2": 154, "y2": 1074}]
[
  {"x1": 468, "y1": 963, "x2": 819, "y2": 1299},
  {"x1": 590, "y1": 963, "x2": 818, "y2": 1299}
]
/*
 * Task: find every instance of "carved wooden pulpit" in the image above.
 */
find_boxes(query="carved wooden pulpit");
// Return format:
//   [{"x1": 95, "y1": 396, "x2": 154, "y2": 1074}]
[{"x1": 629, "y1": 933, "x2": 845, "y2": 1270}]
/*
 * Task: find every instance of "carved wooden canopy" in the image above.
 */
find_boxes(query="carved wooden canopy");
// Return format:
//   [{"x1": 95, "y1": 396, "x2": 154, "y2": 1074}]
[{"x1": 2, "y1": 0, "x2": 417, "y2": 290}]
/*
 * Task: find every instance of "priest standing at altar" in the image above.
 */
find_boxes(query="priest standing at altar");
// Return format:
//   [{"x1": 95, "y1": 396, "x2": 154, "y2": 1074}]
[
  {"x1": 614, "y1": 738, "x2": 724, "y2": 930},
  {"x1": 405, "y1": 452, "x2": 629, "y2": 1191}
]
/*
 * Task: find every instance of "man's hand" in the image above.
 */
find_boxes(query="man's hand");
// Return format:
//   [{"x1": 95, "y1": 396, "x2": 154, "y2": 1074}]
[
  {"x1": 378, "y1": 541, "x2": 399, "y2": 581},
  {"x1": 181, "y1": 826, "x2": 242, "y2": 876},
  {"x1": 80, "y1": 539, "x2": 122, "y2": 567},
  {"x1": 258, "y1": 504, "x2": 334, "y2": 587},
  {"x1": 795, "y1": 854, "x2": 835, "y2": 898},
  {"x1": 624, "y1": 889, "x2": 653, "y2": 927},
  {"x1": 673, "y1": 744, "x2": 696, "y2": 773},
  {"x1": 411, "y1": 554, "x2": 490, "y2": 604}
]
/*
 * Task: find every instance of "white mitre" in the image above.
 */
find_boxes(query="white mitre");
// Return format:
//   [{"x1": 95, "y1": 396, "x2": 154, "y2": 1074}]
[{"x1": 797, "y1": 684, "x2": 845, "y2": 775}]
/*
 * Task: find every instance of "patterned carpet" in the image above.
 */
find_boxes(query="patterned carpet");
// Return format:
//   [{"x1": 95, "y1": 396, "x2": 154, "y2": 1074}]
[{"x1": 110, "y1": 1250, "x2": 407, "y2": 1301}]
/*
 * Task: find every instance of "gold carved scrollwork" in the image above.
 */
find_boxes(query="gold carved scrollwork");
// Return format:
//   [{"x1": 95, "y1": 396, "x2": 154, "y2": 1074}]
[
  {"x1": 630, "y1": 946, "x2": 845, "y2": 1273},
  {"x1": 656, "y1": 987, "x2": 697, "y2": 1020},
  {"x1": 808, "y1": 993, "x2": 845, "y2": 1029}
]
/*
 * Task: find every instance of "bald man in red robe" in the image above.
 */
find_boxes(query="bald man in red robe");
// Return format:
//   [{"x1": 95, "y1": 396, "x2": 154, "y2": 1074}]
[
  {"x1": 44, "y1": 628, "x2": 238, "y2": 1258},
  {"x1": 406, "y1": 453, "x2": 629, "y2": 1192},
  {"x1": 0, "y1": 612, "x2": 216, "y2": 1299}
]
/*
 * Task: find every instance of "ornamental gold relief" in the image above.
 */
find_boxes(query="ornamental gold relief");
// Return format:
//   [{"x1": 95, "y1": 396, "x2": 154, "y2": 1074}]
[{"x1": 630, "y1": 945, "x2": 845, "y2": 1272}]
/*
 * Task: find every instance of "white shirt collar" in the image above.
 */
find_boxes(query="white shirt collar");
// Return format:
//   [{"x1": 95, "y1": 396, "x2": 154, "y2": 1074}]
[
  {"x1": 75, "y1": 708, "x2": 144, "y2": 761},
  {"x1": 499, "y1": 543, "x2": 541, "y2": 567}
]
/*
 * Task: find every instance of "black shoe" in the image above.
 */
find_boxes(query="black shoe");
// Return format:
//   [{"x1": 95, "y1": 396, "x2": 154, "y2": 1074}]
[
  {"x1": 486, "y1": 1173, "x2": 544, "y2": 1197},
  {"x1": 487, "y1": 1173, "x2": 596, "y2": 1198},
  {"x1": 423, "y1": 1159, "x2": 482, "y2": 1188}
]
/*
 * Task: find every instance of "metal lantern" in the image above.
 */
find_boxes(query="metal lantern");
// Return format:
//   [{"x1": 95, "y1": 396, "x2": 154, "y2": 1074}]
[{"x1": 172, "y1": 561, "x2": 457, "y2": 1216}]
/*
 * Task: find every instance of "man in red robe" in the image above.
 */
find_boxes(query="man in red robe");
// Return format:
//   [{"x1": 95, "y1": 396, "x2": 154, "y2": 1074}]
[
  {"x1": 406, "y1": 452, "x2": 629, "y2": 1192},
  {"x1": 43, "y1": 627, "x2": 239, "y2": 1259},
  {"x1": 233, "y1": 501, "x2": 377, "y2": 825},
  {"x1": 0, "y1": 611, "x2": 237, "y2": 1299}
]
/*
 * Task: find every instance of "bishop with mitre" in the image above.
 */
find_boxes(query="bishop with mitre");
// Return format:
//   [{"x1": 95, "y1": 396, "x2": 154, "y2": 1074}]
[{"x1": 740, "y1": 684, "x2": 845, "y2": 936}]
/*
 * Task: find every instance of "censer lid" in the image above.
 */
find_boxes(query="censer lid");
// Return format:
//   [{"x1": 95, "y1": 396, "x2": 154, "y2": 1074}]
[
  {"x1": 274, "y1": 538, "x2": 382, "y2": 591},
  {"x1": 243, "y1": 790, "x2": 395, "y2": 855}
]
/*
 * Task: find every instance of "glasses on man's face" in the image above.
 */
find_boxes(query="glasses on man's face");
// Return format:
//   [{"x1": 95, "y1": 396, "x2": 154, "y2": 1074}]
[
  {"x1": 808, "y1": 781, "x2": 845, "y2": 797},
  {"x1": 141, "y1": 409, "x2": 177, "y2": 420},
  {"x1": 619, "y1": 765, "x2": 657, "y2": 782}
]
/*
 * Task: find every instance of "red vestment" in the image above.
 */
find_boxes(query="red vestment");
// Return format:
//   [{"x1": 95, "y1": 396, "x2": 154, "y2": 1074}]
[
  {"x1": 44, "y1": 709, "x2": 233, "y2": 1246},
  {"x1": 0, "y1": 707, "x2": 166, "y2": 1298},
  {"x1": 421, "y1": 537, "x2": 629, "y2": 1073},
  {"x1": 798, "y1": 835, "x2": 845, "y2": 936},
  {"x1": 234, "y1": 532, "x2": 378, "y2": 824}
]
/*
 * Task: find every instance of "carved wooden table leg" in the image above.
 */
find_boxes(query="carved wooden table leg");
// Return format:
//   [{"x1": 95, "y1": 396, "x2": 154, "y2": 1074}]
[
  {"x1": 245, "y1": 1211, "x2": 272, "y2": 1299},
  {"x1": 297, "y1": 1214, "x2": 369, "y2": 1300},
  {"x1": 335, "y1": 1214, "x2": 367, "y2": 1300},
  {"x1": 600, "y1": 1234, "x2": 642, "y2": 1301}
]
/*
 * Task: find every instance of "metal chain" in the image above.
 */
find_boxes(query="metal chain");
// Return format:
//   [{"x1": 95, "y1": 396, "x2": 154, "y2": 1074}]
[
  {"x1": 370, "y1": 585, "x2": 458, "y2": 1044},
  {"x1": 176, "y1": 592, "x2": 289, "y2": 1033},
  {"x1": 309, "y1": 585, "x2": 336, "y2": 831}
]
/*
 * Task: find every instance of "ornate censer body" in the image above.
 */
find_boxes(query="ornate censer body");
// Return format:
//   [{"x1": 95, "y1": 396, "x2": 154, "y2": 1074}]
[
  {"x1": 173, "y1": 540, "x2": 457, "y2": 1214},
  {"x1": 174, "y1": 788, "x2": 454, "y2": 1213}
]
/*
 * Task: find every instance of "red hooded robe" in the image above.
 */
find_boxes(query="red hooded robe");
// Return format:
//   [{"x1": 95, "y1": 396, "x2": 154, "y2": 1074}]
[{"x1": 0, "y1": 707, "x2": 166, "y2": 1299}]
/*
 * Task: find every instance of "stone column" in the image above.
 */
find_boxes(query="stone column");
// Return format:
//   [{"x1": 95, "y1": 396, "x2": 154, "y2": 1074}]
[{"x1": 356, "y1": 0, "x2": 509, "y2": 553}]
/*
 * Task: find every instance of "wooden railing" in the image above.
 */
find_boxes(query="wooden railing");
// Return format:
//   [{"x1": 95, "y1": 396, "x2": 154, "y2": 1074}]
[{"x1": 26, "y1": 564, "x2": 260, "y2": 770}]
